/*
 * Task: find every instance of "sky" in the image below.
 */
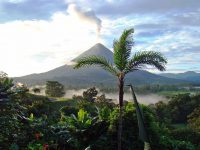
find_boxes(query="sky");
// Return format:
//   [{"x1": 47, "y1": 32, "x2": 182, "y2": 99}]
[{"x1": 0, "y1": 0, "x2": 199, "y2": 77}]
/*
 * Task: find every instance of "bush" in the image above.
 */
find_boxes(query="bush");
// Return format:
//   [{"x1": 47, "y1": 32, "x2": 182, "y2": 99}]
[
  {"x1": 170, "y1": 127, "x2": 200, "y2": 149},
  {"x1": 187, "y1": 106, "x2": 200, "y2": 134},
  {"x1": 159, "y1": 135, "x2": 195, "y2": 150},
  {"x1": 82, "y1": 87, "x2": 98, "y2": 102},
  {"x1": 153, "y1": 93, "x2": 200, "y2": 124},
  {"x1": 60, "y1": 106, "x2": 78, "y2": 116}
]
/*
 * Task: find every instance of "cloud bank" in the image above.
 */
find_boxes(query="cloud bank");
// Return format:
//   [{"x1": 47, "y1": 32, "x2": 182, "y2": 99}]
[{"x1": 0, "y1": 4, "x2": 104, "y2": 77}]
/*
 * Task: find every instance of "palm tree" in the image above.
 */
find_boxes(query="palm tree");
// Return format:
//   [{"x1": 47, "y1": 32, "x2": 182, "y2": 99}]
[{"x1": 74, "y1": 28, "x2": 167, "y2": 149}]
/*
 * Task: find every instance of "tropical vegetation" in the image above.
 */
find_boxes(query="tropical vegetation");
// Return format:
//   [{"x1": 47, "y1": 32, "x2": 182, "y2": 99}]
[{"x1": 0, "y1": 28, "x2": 199, "y2": 150}]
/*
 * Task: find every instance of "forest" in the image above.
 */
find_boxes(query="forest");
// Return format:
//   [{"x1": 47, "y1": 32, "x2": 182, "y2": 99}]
[{"x1": 0, "y1": 72, "x2": 200, "y2": 150}]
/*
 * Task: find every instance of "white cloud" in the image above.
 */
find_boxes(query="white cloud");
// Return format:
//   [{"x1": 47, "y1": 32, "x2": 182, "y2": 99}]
[
  {"x1": 0, "y1": 7, "x2": 104, "y2": 77},
  {"x1": 4, "y1": 0, "x2": 27, "y2": 3}
]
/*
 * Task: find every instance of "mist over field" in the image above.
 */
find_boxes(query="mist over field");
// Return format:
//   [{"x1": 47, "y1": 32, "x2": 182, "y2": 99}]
[
  {"x1": 105, "y1": 92, "x2": 167, "y2": 105},
  {"x1": 31, "y1": 87, "x2": 167, "y2": 104},
  {"x1": 63, "y1": 89, "x2": 167, "y2": 104}
]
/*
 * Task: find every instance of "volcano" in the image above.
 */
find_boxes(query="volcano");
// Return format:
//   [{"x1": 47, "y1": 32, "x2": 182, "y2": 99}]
[{"x1": 14, "y1": 43, "x2": 188, "y2": 87}]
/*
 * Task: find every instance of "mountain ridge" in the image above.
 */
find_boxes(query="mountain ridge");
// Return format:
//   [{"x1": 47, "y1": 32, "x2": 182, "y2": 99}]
[{"x1": 160, "y1": 71, "x2": 200, "y2": 83}]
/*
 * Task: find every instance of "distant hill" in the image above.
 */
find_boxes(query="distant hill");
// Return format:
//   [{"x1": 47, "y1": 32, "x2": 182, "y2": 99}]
[
  {"x1": 160, "y1": 71, "x2": 200, "y2": 83},
  {"x1": 14, "y1": 43, "x2": 190, "y2": 87}
]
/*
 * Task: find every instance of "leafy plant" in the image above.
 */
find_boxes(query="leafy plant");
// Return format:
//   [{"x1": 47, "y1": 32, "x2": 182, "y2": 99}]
[
  {"x1": 27, "y1": 142, "x2": 43, "y2": 150},
  {"x1": 96, "y1": 106, "x2": 111, "y2": 121},
  {"x1": 188, "y1": 106, "x2": 200, "y2": 133},
  {"x1": 9, "y1": 143, "x2": 19, "y2": 150},
  {"x1": 83, "y1": 87, "x2": 98, "y2": 102},
  {"x1": 0, "y1": 74, "x2": 14, "y2": 102},
  {"x1": 171, "y1": 127, "x2": 200, "y2": 149},
  {"x1": 67, "y1": 109, "x2": 95, "y2": 130}
]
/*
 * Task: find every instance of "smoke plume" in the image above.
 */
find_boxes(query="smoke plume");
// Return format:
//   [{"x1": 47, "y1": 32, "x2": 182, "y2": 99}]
[{"x1": 67, "y1": 4, "x2": 102, "y2": 35}]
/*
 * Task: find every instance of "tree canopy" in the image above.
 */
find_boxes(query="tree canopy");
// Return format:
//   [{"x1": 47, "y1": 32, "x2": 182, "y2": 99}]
[{"x1": 45, "y1": 81, "x2": 65, "y2": 97}]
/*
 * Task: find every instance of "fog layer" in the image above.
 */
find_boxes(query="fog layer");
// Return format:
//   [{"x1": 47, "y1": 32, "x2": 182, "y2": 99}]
[{"x1": 31, "y1": 87, "x2": 167, "y2": 104}]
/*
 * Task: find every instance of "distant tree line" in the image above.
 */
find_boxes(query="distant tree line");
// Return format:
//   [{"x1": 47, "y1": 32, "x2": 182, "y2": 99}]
[
  {"x1": 64, "y1": 84, "x2": 199, "y2": 95},
  {"x1": 151, "y1": 93, "x2": 200, "y2": 124}
]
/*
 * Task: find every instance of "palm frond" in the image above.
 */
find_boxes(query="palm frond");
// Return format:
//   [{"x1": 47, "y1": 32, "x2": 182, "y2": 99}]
[
  {"x1": 125, "y1": 51, "x2": 167, "y2": 74},
  {"x1": 74, "y1": 56, "x2": 118, "y2": 76},
  {"x1": 113, "y1": 28, "x2": 134, "y2": 71}
]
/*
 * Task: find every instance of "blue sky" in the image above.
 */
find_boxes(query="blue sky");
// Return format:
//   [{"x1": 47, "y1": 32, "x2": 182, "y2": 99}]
[{"x1": 0, "y1": 0, "x2": 200, "y2": 76}]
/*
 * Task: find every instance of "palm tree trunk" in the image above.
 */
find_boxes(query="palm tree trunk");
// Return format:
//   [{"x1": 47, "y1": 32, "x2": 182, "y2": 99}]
[
  {"x1": 119, "y1": 76, "x2": 124, "y2": 108},
  {"x1": 118, "y1": 108, "x2": 122, "y2": 150},
  {"x1": 118, "y1": 76, "x2": 124, "y2": 150}
]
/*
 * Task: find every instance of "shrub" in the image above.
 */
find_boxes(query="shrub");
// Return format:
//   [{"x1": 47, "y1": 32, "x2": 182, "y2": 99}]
[
  {"x1": 187, "y1": 106, "x2": 200, "y2": 134},
  {"x1": 82, "y1": 87, "x2": 98, "y2": 102},
  {"x1": 170, "y1": 127, "x2": 200, "y2": 149},
  {"x1": 60, "y1": 106, "x2": 78, "y2": 117}
]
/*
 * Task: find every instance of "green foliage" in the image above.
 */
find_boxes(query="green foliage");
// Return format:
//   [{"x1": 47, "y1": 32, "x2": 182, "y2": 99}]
[
  {"x1": 168, "y1": 94, "x2": 192, "y2": 123},
  {"x1": 170, "y1": 127, "x2": 200, "y2": 149},
  {"x1": 0, "y1": 82, "x2": 51, "y2": 149},
  {"x1": 0, "y1": 104, "x2": 29, "y2": 148},
  {"x1": 32, "y1": 87, "x2": 41, "y2": 94},
  {"x1": 0, "y1": 74, "x2": 197, "y2": 150},
  {"x1": 48, "y1": 124, "x2": 71, "y2": 149},
  {"x1": 83, "y1": 87, "x2": 98, "y2": 102},
  {"x1": 9, "y1": 143, "x2": 19, "y2": 150},
  {"x1": 72, "y1": 94, "x2": 84, "y2": 101},
  {"x1": 60, "y1": 106, "x2": 78, "y2": 117},
  {"x1": 135, "y1": 84, "x2": 180, "y2": 94},
  {"x1": 67, "y1": 109, "x2": 95, "y2": 130},
  {"x1": 153, "y1": 93, "x2": 200, "y2": 124},
  {"x1": 74, "y1": 55, "x2": 118, "y2": 76},
  {"x1": 14, "y1": 84, "x2": 29, "y2": 98},
  {"x1": 27, "y1": 143, "x2": 43, "y2": 150},
  {"x1": 59, "y1": 108, "x2": 108, "y2": 150},
  {"x1": 113, "y1": 28, "x2": 134, "y2": 71},
  {"x1": 0, "y1": 94, "x2": 197, "y2": 150},
  {"x1": 96, "y1": 106, "x2": 112, "y2": 121},
  {"x1": 125, "y1": 51, "x2": 167, "y2": 73},
  {"x1": 95, "y1": 94, "x2": 114, "y2": 107},
  {"x1": 45, "y1": 81, "x2": 65, "y2": 97},
  {"x1": 0, "y1": 72, "x2": 14, "y2": 101},
  {"x1": 152, "y1": 101, "x2": 171, "y2": 123},
  {"x1": 77, "y1": 100, "x2": 96, "y2": 115},
  {"x1": 91, "y1": 103, "x2": 175, "y2": 150},
  {"x1": 188, "y1": 106, "x2": 200, "y2": 134},
  {"x1": 159, "y1": 135, "x2": 195, "y2": 150}
]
